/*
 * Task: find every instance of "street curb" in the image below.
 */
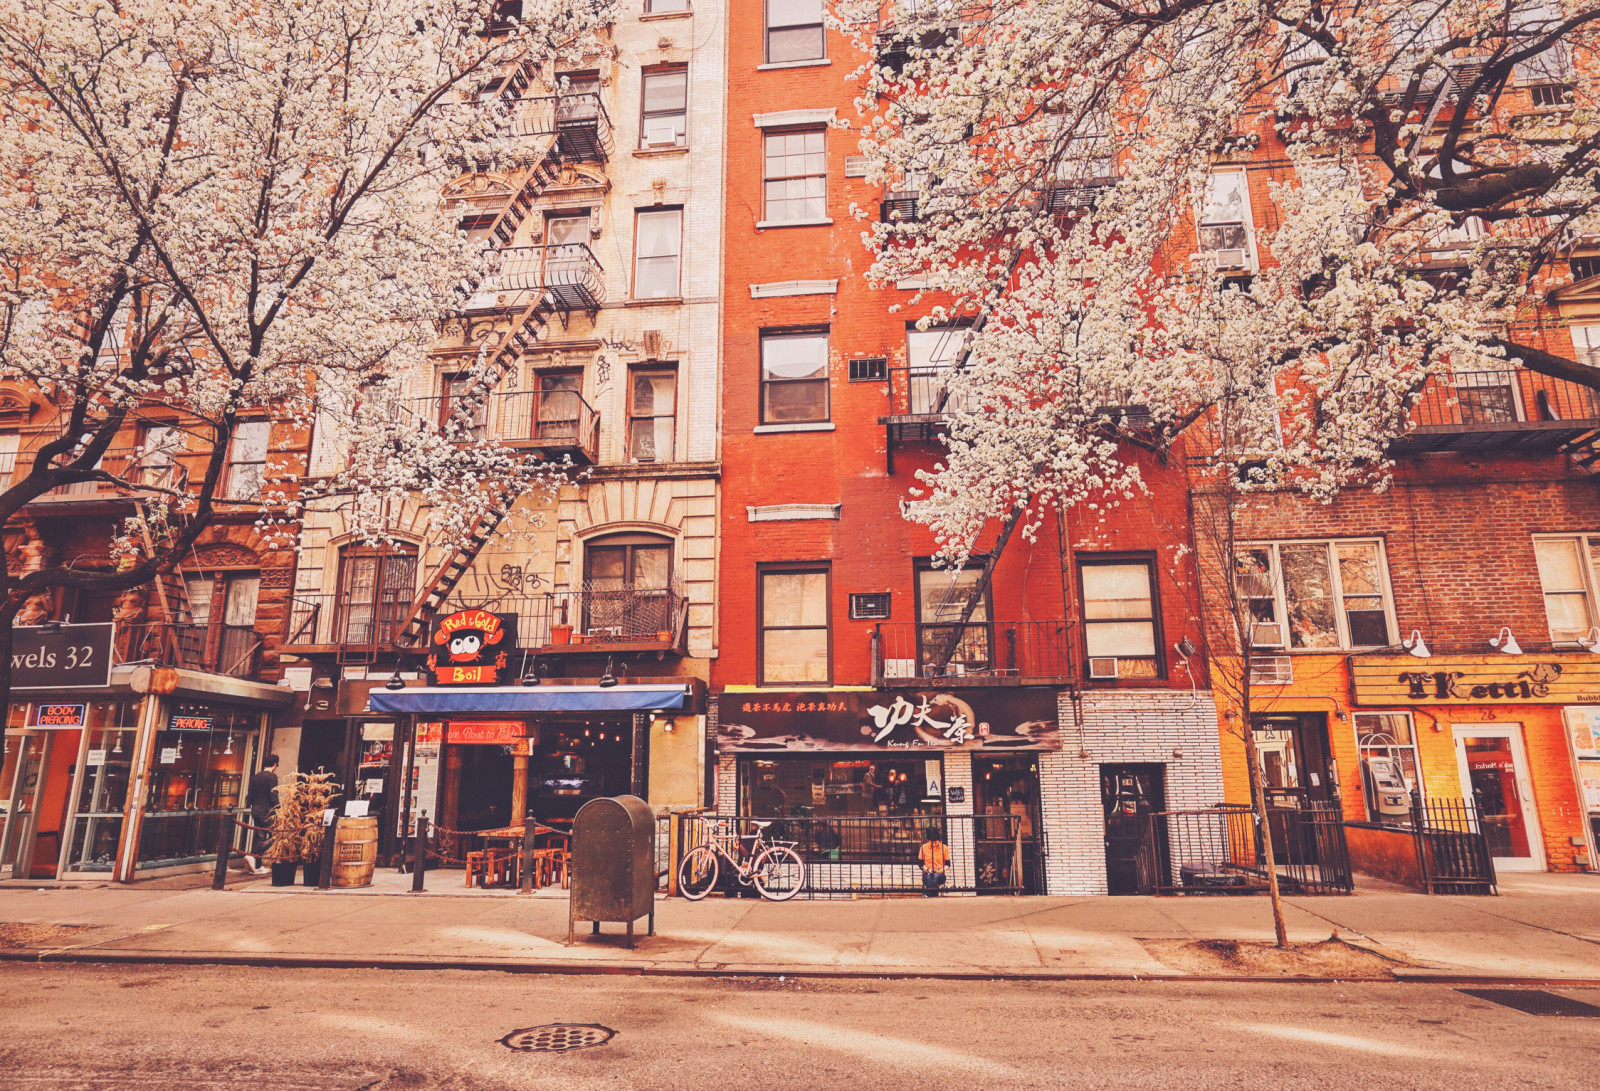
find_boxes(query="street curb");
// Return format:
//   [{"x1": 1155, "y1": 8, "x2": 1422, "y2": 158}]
[{"x1": 3, "y1": 948, "x2": 1599, "y2": 986}]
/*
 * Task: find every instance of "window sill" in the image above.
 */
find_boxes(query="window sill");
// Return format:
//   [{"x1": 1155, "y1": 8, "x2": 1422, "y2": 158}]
[
  {"x1": 754, "y1": 421, "x2": 835, "y2": 434},
  {"x1": 633, "y1": 146, "x2": 690, "y2": 158},
  {"x1": 625, "y1": 296, "x2": 683, "y2": 307},
  {"x1": 639, "y1": 9, "x2": 693, "y2": 21},
  {"x1": 755, "y1": 217, "x2": 833, "y2": 230},
  {"x1": 757, "y1": 58, "x2": 831, "y2": 71}
]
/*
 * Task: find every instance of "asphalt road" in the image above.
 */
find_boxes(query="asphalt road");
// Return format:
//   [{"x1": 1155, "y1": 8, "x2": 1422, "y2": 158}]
[{"x1": 1, "y1": 964, "x2": 1596, "y2": 1090}]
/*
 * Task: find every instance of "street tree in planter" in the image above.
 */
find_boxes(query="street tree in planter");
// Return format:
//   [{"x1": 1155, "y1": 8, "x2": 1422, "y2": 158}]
[
  {"x1": 0, "y1": 0, "x2": 615, "y2": 777},
  {"x1": 263, "y1": 771, "x2": 340, "y2": 885}
]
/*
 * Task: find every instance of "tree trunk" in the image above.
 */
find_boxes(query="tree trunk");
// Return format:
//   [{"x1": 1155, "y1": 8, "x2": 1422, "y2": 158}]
[{"x1": 1240, "y1": 671, "x2": 1290, "y2": 948}]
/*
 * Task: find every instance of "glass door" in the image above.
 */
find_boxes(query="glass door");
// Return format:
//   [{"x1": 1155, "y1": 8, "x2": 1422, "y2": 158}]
[
  {"x1": 1, "y1": 731, "x2": 47, "y2": 880},
  {"x1": 64, "y1": 707, "x2": 138, "y2": 874},
  {"x1": 1453, "y1": 724, "x2": 1544, "y2": 871}
]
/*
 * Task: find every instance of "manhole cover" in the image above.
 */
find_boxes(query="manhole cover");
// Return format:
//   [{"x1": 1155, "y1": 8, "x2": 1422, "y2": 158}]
[
  {"x1": 1458, "y1": 989, "x2": 1600, "y2": 1017},
  {"x1": 500, "y1": 1024, "x2": 616, "y2": 1052}
]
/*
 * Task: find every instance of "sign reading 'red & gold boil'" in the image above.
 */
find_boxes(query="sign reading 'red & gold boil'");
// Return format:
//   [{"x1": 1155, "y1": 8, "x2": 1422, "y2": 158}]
[{"x1": 1350, "y1": 654, "x2": 1600, "y2": 706}]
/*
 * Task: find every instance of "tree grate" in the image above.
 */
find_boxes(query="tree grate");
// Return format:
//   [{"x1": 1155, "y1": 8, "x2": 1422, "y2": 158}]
[
  {"x1": 1458, "y1": 989, "x2": 1600, "y2": 1017},
  {"x1": 500, "y1": 1024, "x2": 616, "y2": 1052}
]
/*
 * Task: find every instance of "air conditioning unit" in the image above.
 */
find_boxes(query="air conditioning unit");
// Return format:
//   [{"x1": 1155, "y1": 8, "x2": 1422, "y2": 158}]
[
  {"x1": 1210, "y1": 247, "x2": 1249, "y2": 269},
  {"x1": 644, "y1": 125, "x2": 680, "y2": 148},
  {"x1": 883, "y1": 658, "x2": 917, "y2": 679},
  {"x1": 1248, "y1": 655, "x2": 1293, "y2": 685},
  {"x1": 1250, "y1": 622, "x2": 1285, "y2": 649},
  {"x1": 1088, "y1": 657, "x2": 1119, "y2": 680},
  {"x1": 844, "y1": 155, "x2": 870, "y2": 178}
]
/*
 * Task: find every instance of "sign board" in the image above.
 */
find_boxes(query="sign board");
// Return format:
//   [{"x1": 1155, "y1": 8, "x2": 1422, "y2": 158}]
[
  {"x1": 33, "y1": 703, "x2": 87, "y2": 728},
  {"x1": 426, "y1": 609, "x2": 515, "y2": 686},
  {"x1": 168, "y1": 714, "x2": 214, "y2": 732},
  {"x1": 159, "y1": 747, "x2": 178, "y2": 764},
  {"x1": 946, "y1": 786, "x2": 965, "y2": 804},
  {"x1": 1350, "y1": 655, "x2": 1600, "y2": 706},
  {"x1": 446, "y1": 720, "x2": 529, "y2": 745},
  {"x1": 11, "y1": 623, "x2": 114, "y2": 690},
  {"x1": 716, "y1": 689, "x2": 1061, "y2": 752},
  {"x1": 86, "y1": 749, "x2": 107, "y2": 767}
]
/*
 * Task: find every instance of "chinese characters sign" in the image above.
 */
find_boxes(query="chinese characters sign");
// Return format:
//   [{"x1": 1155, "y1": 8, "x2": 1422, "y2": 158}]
[
  {"x1": 426, "y1": 610, "x2": 516, "y2": 686},
  {"x1": 717, "y1": 689, "x2": 1060, "y2": 752}
]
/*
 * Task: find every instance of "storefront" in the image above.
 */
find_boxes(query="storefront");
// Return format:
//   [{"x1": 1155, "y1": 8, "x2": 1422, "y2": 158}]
[
  {"x1": 1, "y1": 669, "x2": 291, "y2": 881},
  {"x1": 713, "y1": 688, "x2": 1061, "y2": 895}
]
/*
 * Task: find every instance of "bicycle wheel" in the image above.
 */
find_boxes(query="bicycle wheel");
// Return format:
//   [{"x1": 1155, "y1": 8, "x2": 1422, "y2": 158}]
[
  {"x1": 751, "y1": 845, "x2": 805, "y2": 901},
  {"x1": 678, "y1": 844, "x2": 720, "y2": 900}
]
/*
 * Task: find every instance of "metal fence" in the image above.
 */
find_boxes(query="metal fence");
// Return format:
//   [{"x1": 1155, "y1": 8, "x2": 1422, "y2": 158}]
[
  {"x1": 1415, "y1": 798, "x2": 1498, "y2": 895},
  {"x1": 1138, "y1": 803, "x2": 1352, "y2": 896},
  {"x1": 1409, "y1": 368, "x2": 1600, "y2": 427},
  {"x1": 113, "y1": 621, "x2": 261, "y2": 677},
  {"x1": 872, "y1": 620, "x2": 1073, "y2": 683},
  {"x1": 673, "y1": 813, "x2": 1033, "y2": 898}
]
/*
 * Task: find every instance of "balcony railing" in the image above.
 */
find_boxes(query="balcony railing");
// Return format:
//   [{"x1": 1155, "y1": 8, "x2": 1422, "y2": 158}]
[
  {"x1": 113, "y1": 621, "x2": 261, "y2": 678},
  {"x1": 407, "y1": 389, "x2": 600, "y2": 465},
  {"x1": 872, "y1": 620, "x2": 1072, "y2": 685},
  {"x1": 32, "y1": 448, "x2": 189, "y2": 502},
  {"x1": 885, "y1": 366, "x2": 980, "y2": 419},
  {"x1": 1395, "y1": 368, "x2": 1600, "y2": 454},
  {"x1": 285, "y1": 591, "x2": 412, "y2": 649},
  {"x1": 462, "y1": 243, "x2": 605, "y2": 323},
  {"x1": 450, "y1": 90, "x2": 613, "y2": 162},
  {"x1": 458, "y1": 577, "x2": 689, "y2": 653}
]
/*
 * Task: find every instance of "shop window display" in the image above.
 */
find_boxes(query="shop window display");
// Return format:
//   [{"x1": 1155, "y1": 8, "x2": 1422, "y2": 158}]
[
  {"x1": 62, "y1": 701, "x2": 141, "y2": 872},
  {"x1": 740, "y1": 757, "x2": 944, "y2": 862},
  {"x1": 137, "y1": 705, "x2": 259, "y2": 869}
]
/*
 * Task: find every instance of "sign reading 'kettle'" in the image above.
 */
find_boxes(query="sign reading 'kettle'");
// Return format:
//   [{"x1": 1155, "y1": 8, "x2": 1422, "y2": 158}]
[
  {"x1": 1351, "y1": 654, "x2": 1600, "y2": 706},
  {"x1": 426, "y1": 609, "x2": 516, "y2": 686}
]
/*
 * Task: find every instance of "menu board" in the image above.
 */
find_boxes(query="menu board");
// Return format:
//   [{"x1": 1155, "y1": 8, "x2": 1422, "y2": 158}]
[{"x1": 1562, "y1": 708, "x2": 1600, "y2": 811}]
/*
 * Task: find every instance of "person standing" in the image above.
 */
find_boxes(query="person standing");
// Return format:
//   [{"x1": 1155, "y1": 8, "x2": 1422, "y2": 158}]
[
  {"x1": 919, "y1": 827, "x2": 950, "y2": 896},
  {"x1": 242, "y1": 754, "x2": 280, "y2": 874}
]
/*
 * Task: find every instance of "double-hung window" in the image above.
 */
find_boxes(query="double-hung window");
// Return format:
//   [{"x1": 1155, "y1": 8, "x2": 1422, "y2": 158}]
[
  {"x1": 634, "y1": 209, "x2": 682, "y2": 298},
  {"x1": 640, "y1": 67, "x2": 687, "y2": 148},
  {"x1": 760, "y1": 329, "x2": 829, "y2": 424},
  {"x1": 915, "y1": 564, "x2": 991, "y2": 676},
  {"x1": 905, "y1": 325, "x2": 974, "y2": 415},
  {"x1": 224, "y1": 421, "x2": 270, "y2": 502},
  {"x1": 1078, "y1": 556, "x2": 1162, "y2": 678},
  {"x1": 765, "y1": 0, "x2": 825, "y2": 63},
  {"x1": 1197, "y1": 171, "x2": 1252, "y2": 268},
  {"x1": 759, "y1": 566, "x2": 830, "y2": 684},
  {"x1": 1532, "y1": 534, "x2": 1600, "y2": 642},
  {"x1": 763, "y1": 130, "x2": 826, "y2": 222},
  {"x1": 628, "y1": 368, "x2": 676, "y2": 462},
  {"x1": 1233, "y1": 540, "x2": 1394, "y2": 650}
]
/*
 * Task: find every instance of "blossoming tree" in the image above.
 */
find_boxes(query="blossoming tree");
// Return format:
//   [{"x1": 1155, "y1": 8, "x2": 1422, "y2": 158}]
[{"x1": 0, "y1": 0, "x2": 613, "y2": 773}]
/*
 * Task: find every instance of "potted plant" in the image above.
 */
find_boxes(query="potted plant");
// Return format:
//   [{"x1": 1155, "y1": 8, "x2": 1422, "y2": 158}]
[
  {"x1": 656, "y1": 630, "x2": 671, "y2": 643},
  {"x1": 550, "y1": 624, "x2": 573, "y2": 645},
  {"x1": 263, "y1": 771, "x2": 339, "y2": 886}
]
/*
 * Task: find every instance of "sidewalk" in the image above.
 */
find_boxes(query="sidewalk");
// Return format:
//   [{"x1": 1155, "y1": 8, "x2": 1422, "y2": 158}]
[{"x1": 1, "y1": 871, "x2": 1596, "y2": 981}]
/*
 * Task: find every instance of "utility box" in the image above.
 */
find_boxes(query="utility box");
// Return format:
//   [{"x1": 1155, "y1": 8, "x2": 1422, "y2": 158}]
[{"x1": 567, "y1": 795, "x2": 657, "y2": 948}]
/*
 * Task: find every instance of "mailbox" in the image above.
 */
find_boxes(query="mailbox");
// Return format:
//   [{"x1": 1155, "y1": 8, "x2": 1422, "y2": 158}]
[{"x1": 567, "y1": 794, "x2": 657, "y2": 948}]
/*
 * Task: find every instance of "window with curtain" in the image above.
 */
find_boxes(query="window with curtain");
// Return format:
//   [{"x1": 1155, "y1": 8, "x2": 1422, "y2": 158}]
[
  {"x1": 584, "y1": 536, "x2": 673, "y2": 640},
  {"x1": 224, "y1": 421, "x2": 270, "y2": 501},
  {"x1": 336, "y1": 546, "x2": 417, "y2": 645},
  {"x1": 534, "y1": 371, "x2": 582, "y2": 440},
  {"x1": 765, "y1": 0, "x2": 825, "y2": 63},
  {"x1": 634, "y1": 209, "x2": 682, "y2": 298},
  {"x1": 760, "y1": 567, "x2": 830, "y2": 683},
  {"x1": 1079, "y1": 558, "x2": 1161, "y2": 678},
  {"x1": 760, "y1": 329, "x2": 829, "y2": 423},
  {"x1": 628, "y1": 369, "x2": 676, "y2": 462}
]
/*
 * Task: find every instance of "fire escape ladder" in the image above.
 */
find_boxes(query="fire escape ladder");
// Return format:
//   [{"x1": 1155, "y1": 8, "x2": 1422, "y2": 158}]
[
  {"x1": 926, "y1": 504, "x2": 1026, "y2": 676},
  {"x1": 131, "y1": 497, "x2": 196, "y2": 668},
  {"x1": 398, "y1": 502, "x2": 513, "y2": 648}
]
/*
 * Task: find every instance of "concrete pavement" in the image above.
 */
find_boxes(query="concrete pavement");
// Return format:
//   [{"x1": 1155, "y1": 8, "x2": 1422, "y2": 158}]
[{"x1": 1, "y1": 871, "x2": 1596, "y2": 981}]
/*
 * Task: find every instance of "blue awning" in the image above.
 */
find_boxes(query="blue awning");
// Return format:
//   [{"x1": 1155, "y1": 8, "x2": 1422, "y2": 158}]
[{"x1": 367, "y1": 684, "x2": 691, "y2": 715}]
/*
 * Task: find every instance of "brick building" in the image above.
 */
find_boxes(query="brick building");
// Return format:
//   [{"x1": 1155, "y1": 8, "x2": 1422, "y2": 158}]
[{"x1": 708, "y1": 3, "x2": 1225, "y2": 896}]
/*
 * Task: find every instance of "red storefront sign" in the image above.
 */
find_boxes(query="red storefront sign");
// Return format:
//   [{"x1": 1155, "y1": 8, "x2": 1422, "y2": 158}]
[
  {"x1": 447, "y1": 720, "x2": 528, "y2": 745},
  {"x1": 34, "y1": 703, "x2": 87, "y2": 727}
]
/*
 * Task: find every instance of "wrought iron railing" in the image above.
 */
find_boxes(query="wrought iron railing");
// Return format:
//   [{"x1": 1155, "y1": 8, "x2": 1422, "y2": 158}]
[
  {"x1": 885, "y1": 365, "x2": 980, "y2": 417},
  {"x1": 1136, "y1": 803, "x2": 1352, "y2": 895},
  {"x1": 285, "y1": 590, "x2": 413, "y2": 648},
  {"x1": 37, "y1": 447, "x2": 189, "y2": 499},
  {"x1": 457, "y1": 243, "x2": 605, "y2": 320},
  {"x1": 1406, "y1": 368, "x2": 1600, "y2": 429},
  {"x1": 516, "y1": 575, "x2": 689, "y2": 649},
  {"x1": 112, "y1": 621, "x2": 261, "y2": 677},
  {"x1": 407, "y1": 389, "x2": 600, "y2": 463},
  {"x1": 872, "y1": 620, "x2": 1072, "y2": 683}
]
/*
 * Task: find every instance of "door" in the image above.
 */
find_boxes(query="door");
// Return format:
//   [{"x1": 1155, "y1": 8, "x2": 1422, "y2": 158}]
[
  {"x1": 544, "y1": 216, "x2": 589, "y2": 288},
  {"x1": 1101, "y1": 763, "x2": 1166, "y2": 895},
  {"x1": 336, "y1": 547, "x2": 417, "y2": 645},
  {"x1": 583, "y1": 537, "x2": 673, "y2": 641},
  {"x1": 1253, "y1": 714, "x2": 1337, "y2": 808},
  {"x1": 971, "y1": 755, "x2": 1043, "y2": 894},
  {"x1": 1, "y1": 731, "x2": 47, "y2": 879},
  {"x1": 0, "y1": 730, "x2": 77, "y2": 880},
  {"x1": 1454, "y1": 725, "x2": 1545, "y2": 871},
  {"x1": 534, "y1": 371, "x2": 583, "y2": 442}
]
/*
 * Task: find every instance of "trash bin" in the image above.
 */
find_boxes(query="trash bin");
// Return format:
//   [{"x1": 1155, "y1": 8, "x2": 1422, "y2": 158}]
[{"x1": 567, "y1": 795, "x2": 656, "y2": 948}]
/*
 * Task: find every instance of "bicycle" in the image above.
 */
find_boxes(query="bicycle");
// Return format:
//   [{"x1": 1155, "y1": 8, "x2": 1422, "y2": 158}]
[{"x1": 677, "y1": 818, "x2": 805, "y2": 901}]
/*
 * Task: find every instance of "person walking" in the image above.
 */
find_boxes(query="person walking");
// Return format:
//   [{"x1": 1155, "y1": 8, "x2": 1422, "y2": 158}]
[
  {"x1": 242, "y1": 754, "x2": 280, "y2": 875},
  {"x1": 919, "y1": 827, "x2": 950, "y2": 896}
]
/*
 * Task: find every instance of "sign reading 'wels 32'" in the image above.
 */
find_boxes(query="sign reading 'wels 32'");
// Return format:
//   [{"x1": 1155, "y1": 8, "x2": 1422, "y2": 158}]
[{"x1": 1351, "y1": 655, "x2": 1600, "y2": 706}]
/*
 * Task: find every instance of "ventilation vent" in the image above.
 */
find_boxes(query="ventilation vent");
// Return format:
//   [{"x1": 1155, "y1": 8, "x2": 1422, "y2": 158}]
[
  {"x1": 1248, "y1": 655, "x2": 1293, "y2": 685},
  {"x1": 849, "y1": 357, "x2": 887, "y2": 382},
  {"x1": 850, "y1": 592, "x2": 892, "y2": 620},
  {"x1": 1088, "y1": 657, "x2": 1119, "y2": 680},
  {"x1": 844, "y1": 156, "x2": 870, "y2": 178}
]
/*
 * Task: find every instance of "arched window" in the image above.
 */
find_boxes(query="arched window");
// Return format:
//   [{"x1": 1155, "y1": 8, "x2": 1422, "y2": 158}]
[
  {"x1": 581, "y1": 533, "x2": 674, "y2": 642},
  {"x1": 335, "y1": 544, "x2": 418, "y2": 645}
]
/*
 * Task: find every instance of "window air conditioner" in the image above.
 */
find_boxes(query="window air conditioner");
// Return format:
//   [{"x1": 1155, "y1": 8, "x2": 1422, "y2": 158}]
[
  {"x1": 883, "y1": 658, "x2": 917, "y2": 679},
  {"x1": 1248, "y1": 655, "x2": 1293, "y2": 685},
  {"x1": 1210, "y1": 248, "x2": 1249, "y2": 269},
  {"x1": 1250, "y1": 622, "x2": 1285, "y2": 649},
  {"x1": 1088, "y1": 657, "x2": 1119, "y2": 680},
  {"x1": 644, "y1": 125, "x2": 680, "y2": 148}
]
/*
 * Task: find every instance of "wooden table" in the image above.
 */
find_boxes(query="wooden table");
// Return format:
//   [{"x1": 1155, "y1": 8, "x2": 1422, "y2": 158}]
[{"x1": 471, "y1": 824, "x2": 570, "y2": 888}]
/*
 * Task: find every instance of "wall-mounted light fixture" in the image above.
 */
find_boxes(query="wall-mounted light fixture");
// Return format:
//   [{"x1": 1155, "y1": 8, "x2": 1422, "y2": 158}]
[{"x1": 1490, "y1": 627, "x2": 1523, "y2": 655}]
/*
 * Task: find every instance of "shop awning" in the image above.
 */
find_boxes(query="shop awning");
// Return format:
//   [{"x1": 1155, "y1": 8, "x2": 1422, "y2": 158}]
[{"x1": 366, "y1": 684, "x2": 691, "y2": 715}]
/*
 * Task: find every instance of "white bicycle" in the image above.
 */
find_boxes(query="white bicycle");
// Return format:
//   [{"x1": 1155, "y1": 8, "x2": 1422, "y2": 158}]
[{"x1": 677, "y1": 819, "x2": 805, "y2": 902}]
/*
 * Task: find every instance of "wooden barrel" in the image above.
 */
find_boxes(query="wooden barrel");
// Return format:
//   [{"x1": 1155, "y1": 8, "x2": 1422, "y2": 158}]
[{"x1": 330, "y1": 816, "x2": 379, "y2": 887}]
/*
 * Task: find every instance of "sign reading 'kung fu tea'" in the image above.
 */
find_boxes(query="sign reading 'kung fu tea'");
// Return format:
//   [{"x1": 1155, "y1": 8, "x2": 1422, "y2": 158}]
[
  {"x1": 426, "y1": 609, "x2": 516, "y2": 686},
  {"x1": 717, "y1": 689, "x2": 1061, "y2": 752},
  {"x1": 1351, "y1": 654, "x2": 1600, "y2": 706}
]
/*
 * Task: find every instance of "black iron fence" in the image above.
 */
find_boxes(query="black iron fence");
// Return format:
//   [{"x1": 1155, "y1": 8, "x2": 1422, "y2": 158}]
[
  {"x1": 872, "y1": 620, "x2": 1073, "y2": 684},
  {"x1": 886, "y1": 365, "x2": 982, "y2": 418},
  {"x1": 1408, "y1": 368, "x2": 1600, "y2": 428},
  {"x1": 1416, "y1": 798, "x2": 1498, "y2": 894},
  {"x1": 1136, "y1": 803, "x2": 1352, "y2": 896},
  {"x1": 285, "y1": 590, "x2": 412, "y2": 648},
  {"x1": 674, "y1": 813, "x2": 1035, "y2": 898}
]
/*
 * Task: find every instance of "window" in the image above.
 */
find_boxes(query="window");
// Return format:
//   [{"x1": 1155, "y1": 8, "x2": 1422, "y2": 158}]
[
  {"x1": 185, "y1": 571, "x2": 261, "y2": 673},
  {"x1": 1079, "y1": 556, "x2": 1162, "y2": 679},
  {"x1": 1198, "y1": 171, "x2": 1251, "y2": 264},
  {"x1": 457, "y1": 212, "x2": 497, "y2": 242},
  {"x1": 765, "y1": 0, "x2": 825, "y2": 63},
  {"x1": 440, "y1": 373, "x2": 490, "y2": 441},
  {"x1": 1355, "y1": 712, "x2": 1423, "y2": 823},
  {"x1": 224, "y1": 421, "x2": 270, "y2": 501},
  {"x1": 533, "y1": 371, "x2": 583, "y2": 441},
  {"x1": 543, "y1": 215, "x2": 590, "y2": 287},
  {"x1": 759, "y1": 566, "x2": 830, "y2": 684},
  {"x1": 1233, "y1": 540, "x2": 1394, "y2": 651},
  {"x1": 1570, "y1": 258, "x2": 1600, "y2": 284},
  {"x1": 1532, "y1": 535, "x2": 1600, "y2": 642},
  {"x1": 741, "y1": 757, "x2": 941, "y2": 826},
  {"x1": 916, "y1": 564, "x2": 991, "y2": 675},
  {"x1": 335, "y1": 546, "x2": 416, "y2": 645},
  {"x1": 634, "y1": 209, "x2": 682, "y2": 298},
  {"x1": 584, "y1": 534, "x2": 674, "y2": 641},
  {"x1": 905, "y1": 325, "x2": 974, "y2": 414},
  {"x1": 639, "y1": 67, "x2": 687, "y2": 148},
  {"x1": 849, "y1": 357, "x2": 887, "y2": 382},
  {"x1": 1571, "y1": 324, "x2": 1600, "y2": 368},
  {"x1": 763, "y1": 129, "x2": 826, "y2": 222},
  {"x1": 760, "y1": 329, "x2": 829, "y2": 424},
  {"x1": 646, "y1": 0, "x2": 690, "y2": 10},
  {"x1": 1049, "y1": 110, "x2": 1115, "y2": 185},
  {"x1": 849, "y1": 592, "x2": 891, "y2": 620},
  {"x1": 136, "y1": 424, "x2": 182, "y2": 488},
  {"x1": 628, "y1": 368, "x2": 676, "y2": 462},
  {"x1": 0, "y1": 433, "x2": 18, "y2": 490}
]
